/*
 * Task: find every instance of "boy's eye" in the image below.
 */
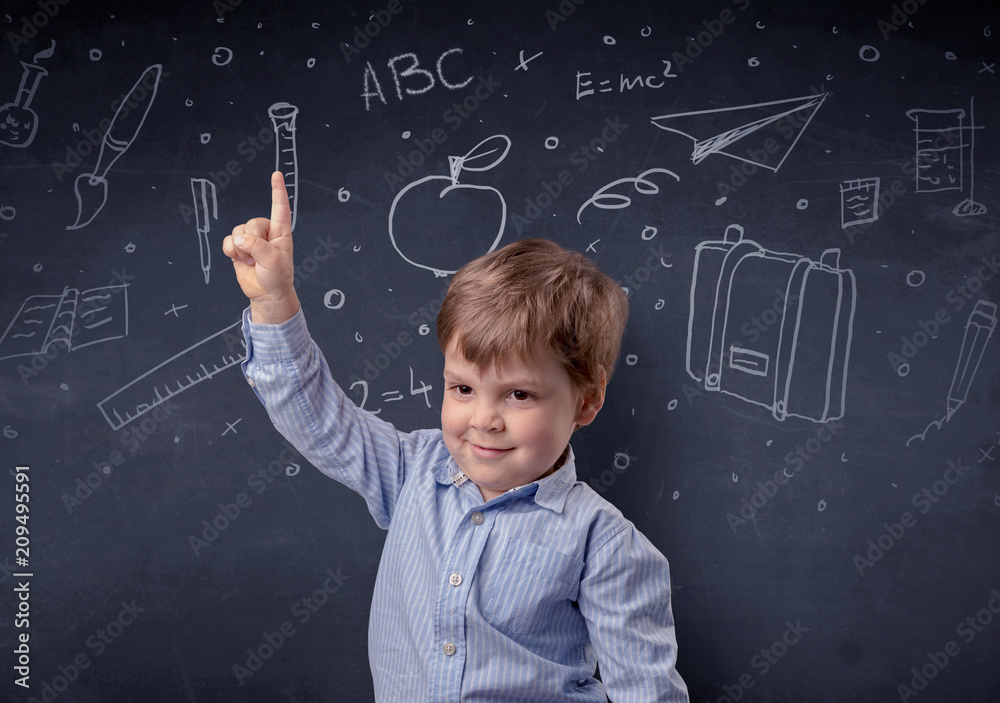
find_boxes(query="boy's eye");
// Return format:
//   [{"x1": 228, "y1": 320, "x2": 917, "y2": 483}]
[
  {"x1": 510, "y1": 390, "x2": 531, "y2": 401},
  {"x1": 456, "y1": 385, "x2": 472, "y2": 395}
]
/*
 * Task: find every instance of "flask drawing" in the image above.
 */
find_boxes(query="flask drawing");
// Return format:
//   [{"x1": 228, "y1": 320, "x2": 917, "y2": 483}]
[{"x1": 268, "y1": 102, "x2": 299, "y2": 232}]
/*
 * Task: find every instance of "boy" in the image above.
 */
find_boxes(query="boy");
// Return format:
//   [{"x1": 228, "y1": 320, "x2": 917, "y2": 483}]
[{"x1": 224, "y1": 172, "x2": 688, "y2": 701}]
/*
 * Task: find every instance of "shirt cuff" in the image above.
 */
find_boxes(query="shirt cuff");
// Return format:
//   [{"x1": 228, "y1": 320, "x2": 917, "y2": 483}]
[{"x1": 241, "y1": 305, "x2": 312, "y2": 362}]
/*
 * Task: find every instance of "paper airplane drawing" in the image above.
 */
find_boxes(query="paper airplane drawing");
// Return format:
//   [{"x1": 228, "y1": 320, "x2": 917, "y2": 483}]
[{"x1": 650, "y1": 93, "x2": 828, "y2": 172}]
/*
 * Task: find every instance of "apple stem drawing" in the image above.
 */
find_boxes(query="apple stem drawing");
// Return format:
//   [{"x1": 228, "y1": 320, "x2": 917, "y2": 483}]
[
  {"x1": 0, "y1": 40, "x2": 55, "y2": 149},
  {"x1": 268, "y1": 102, "x2": 299, "y2": 232},
  {"x1": 67, "y1": 64, "x2": 163, "y2": 230},
  {"x1": 388, "y1": 134, "x2": 510, "y2": 276}
]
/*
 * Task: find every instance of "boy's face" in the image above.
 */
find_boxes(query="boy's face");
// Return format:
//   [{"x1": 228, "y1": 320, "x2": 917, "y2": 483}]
[{"x1": 441, "y1": 340, "x2": 602, "y2": 502}]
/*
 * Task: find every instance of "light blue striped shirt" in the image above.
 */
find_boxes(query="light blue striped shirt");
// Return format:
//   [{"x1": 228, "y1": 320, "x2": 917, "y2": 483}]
[{"x1": 241, "y1": 307, "x2": 688, "y2": 702}]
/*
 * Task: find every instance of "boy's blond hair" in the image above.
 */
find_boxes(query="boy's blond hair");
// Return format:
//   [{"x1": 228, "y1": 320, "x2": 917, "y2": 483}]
[{"x1": 437, "y1": 238, "x2": 629, "y2": 396}]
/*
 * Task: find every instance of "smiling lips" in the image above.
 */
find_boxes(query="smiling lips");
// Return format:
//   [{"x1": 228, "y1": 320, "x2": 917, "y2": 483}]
[{"x1": 468, "y1": 442, "x2": 512, "y2": 459}]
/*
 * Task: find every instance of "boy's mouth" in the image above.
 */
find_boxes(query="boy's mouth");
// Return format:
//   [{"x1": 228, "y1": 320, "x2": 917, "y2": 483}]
[{"x1": 469, "y1": 442, "x2": 512, "y2": 459}]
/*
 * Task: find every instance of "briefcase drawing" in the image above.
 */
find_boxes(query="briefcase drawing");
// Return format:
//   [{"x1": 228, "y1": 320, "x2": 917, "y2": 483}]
[{"x1": 686, "y1": 224, "x2": 856, "y2": 423}]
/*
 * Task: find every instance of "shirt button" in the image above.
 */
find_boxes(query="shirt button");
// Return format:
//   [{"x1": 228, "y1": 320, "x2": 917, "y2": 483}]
[
  {"x1": 471, "y1": 511, "x2": 484, "y2": 525},
  {"x1": 246, "y1": 377, "x2": 256, "y2": 388},
  {"x1": 449, "y1": 573, "x2": 463, "y2": 586},
  {"x1": 442, "y1": 642, "x2": 456, "y2": 656}
]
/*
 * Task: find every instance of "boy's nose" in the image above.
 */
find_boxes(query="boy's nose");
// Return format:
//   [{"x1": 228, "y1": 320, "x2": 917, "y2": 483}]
[{"x1": 470, "y1": 401, "x2": 503, "y2": 432}]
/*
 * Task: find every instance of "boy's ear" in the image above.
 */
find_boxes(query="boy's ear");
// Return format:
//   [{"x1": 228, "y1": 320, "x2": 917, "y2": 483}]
[{"x1": 573, "y1": 368, "x2": 607, "y2": 428}]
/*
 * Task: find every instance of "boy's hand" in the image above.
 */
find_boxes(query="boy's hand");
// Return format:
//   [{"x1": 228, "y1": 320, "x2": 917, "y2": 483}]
[{"x1": 223, "y1": 171, "x2": 300, "y2": 324}]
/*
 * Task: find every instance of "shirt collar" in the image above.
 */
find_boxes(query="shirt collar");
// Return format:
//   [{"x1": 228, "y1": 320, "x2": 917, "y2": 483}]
[{"x1": 432, "y1": 445, "x2": 578, "y2": 514}]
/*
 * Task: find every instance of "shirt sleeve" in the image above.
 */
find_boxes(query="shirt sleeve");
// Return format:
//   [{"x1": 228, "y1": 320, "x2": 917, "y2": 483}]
[
  {"x1": 239, "y1": 306, "x2": 433, "y2": 528},
  {"x1": 577, "y1": 523, "x2": 689, "y2": 703}
]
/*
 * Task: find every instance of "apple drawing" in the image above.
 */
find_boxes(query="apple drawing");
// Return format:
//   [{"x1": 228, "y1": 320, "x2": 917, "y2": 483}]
[
  {"x1": 388, "y1": 134, "x2": 510, "y2": 276},
  {"x1": 0, "y1": 61, "x2": 49, "y2": 148}
]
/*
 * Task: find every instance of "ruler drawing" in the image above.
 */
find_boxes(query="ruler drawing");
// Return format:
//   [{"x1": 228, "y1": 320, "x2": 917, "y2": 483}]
[{"x1": 97, "y1": 321, "x2": 245, "y2": 430}]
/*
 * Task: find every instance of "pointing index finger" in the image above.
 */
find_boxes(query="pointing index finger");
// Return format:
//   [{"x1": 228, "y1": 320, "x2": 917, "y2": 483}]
[{"x1": 269, "y1": 171, "x2": 293, "y2": 239}]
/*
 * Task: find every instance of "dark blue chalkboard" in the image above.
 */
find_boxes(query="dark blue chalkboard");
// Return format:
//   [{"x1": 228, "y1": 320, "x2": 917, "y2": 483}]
[{"x1": 1, "y1": 0, "x2": 999, "y2": 701}]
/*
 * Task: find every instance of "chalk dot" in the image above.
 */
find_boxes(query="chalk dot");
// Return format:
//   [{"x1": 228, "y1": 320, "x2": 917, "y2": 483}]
[
  {"x1": 756, "y1": 21, "x2": 765, "y2": 29},
  {"x1": 796, "y1": 199, "x2": 809, "y2": 210},
  {"x1": 338, "y1": 187, "x2": 350, "y2": 202},
  {"x1": 896, "y1": 362, "x2": 910, "y2": 377},
  {"x1": 817, "y1": 499, "x2": 827, "y2": 511},
  {"x1": 641, "y1": 26, "x2": 651, "y2": 37},
  {"x1": 766, "y1": 439, "x2": 773, "y2": 446},
  {"x1": 72, "y1": 123, "x2": 80, "y2": 132},
  {"x1": 906, "y1": 270, "x2": 925, "y2": 287},
  {"x1": 603, "y1": 35, "x2": 616, "y2": 45},
  {"x1": 748, "y1": 57, "x2": 760, "y2": 67},
  {"x1": 732, "y1": 473, "x2": 738, "y2": 482},
  {"x1": 103, "y1": 465, "x2": 111, "y2": 474},
  {"x1": 672, "y1": 490, "x2": 680, "y2": 500},
  {"x1": 60, "y1": 383, "x2": 68, "y2": 390},
  {"x1": 124, "y1": 242, "x2": 136, "y2": 253},
  {"x1": 841, "y1": 452, "x2": 848, "y2": 463},
  {"x1": 323, "y1": 289, "x2": 346, "y2": 310},
  {"x1": 625, "y1": 354, "x2": 638, "y2": 366},
  {"x1": 401, "y1": 130, "x2": 411, "y2": 139},
  {"x1": 185, "y1": 98, "x2": 193, "y2": 107},
  {"x1": 985, "y1": 26, "x2": 991, "y2": 37},
  {"x1": 641, "y1": 225, "x2": 657, "y2": 240},
  {"x1": 544, "y1": 136, "x2": 559, "y2": 149},
  {"x1": 467, "y1": 18, "x2": 474, "y2": 25},
  {"x1": 307, "y1": 57, "x2": 316, "y2": 68},
  {"x1": 0, "y1": 205, "x2": 15, "y2": 221},
  {"x1": 859, "y1": 45, "x2": 880, "y2": 62},
  {"x1": 667, "y1": 399, "x2": 678, "y2": 410},
  {"x1": 33, "y1": 263, "x2": 42, "y2": 272},
  {"x1": 945, "y1": 51, "x2": 957, "y2": 60},
  {"x1": 89, "y1": 48, "x2": 102, "y2": 61},
  {"x1": 174, "y1": 436, "x2": 180, "y2": 443},
  {"x1": 312, "y1": 22, "x2": 320, "y2": 29},
  {"x1": 715, "y1": 196, "x2": 727, "y2": 206},
  {"x1": 655, "y1": 299, "x2": 665, "y2": 310},
  {"x1": 355, "y1": 332, "x2": 363, "y2": 343},
  {"x1": 200, "y1": 133, "x2": 211, "y2": 144}
]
